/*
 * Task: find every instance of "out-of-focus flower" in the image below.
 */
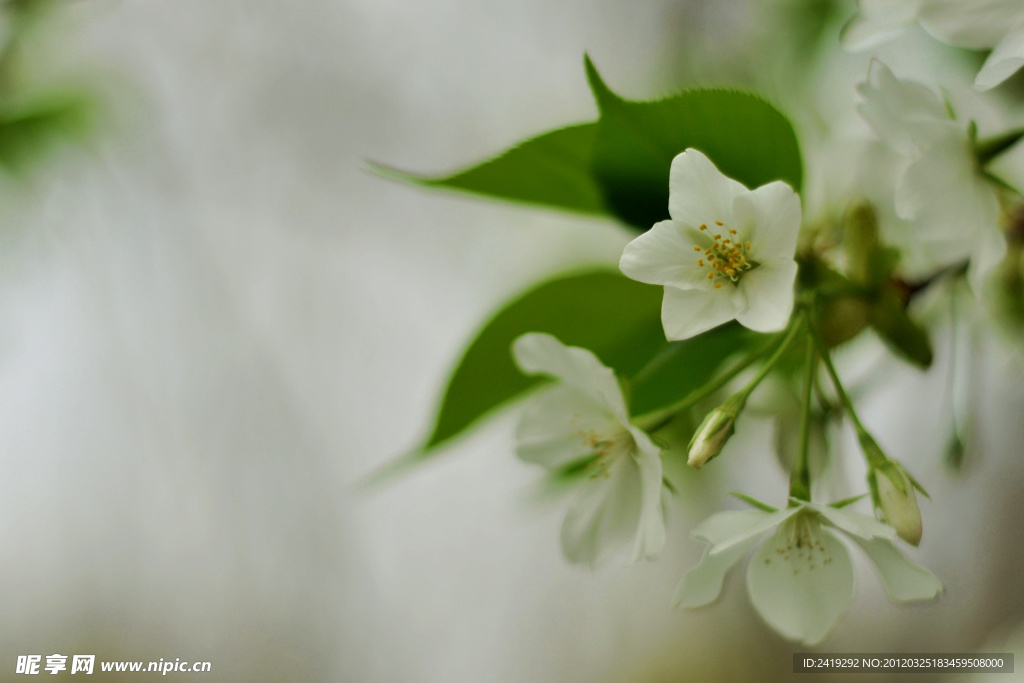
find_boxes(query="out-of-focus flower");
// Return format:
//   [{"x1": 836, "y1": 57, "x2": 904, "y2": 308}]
[
  {"x1": 857, "y1": 60, "x2": 1006, "y2": 291},
  {"x1": 512, "y1": 333, "x2": 665, "y2": 567},
  {"x1": 844, "y1": 0, "x2": 1024, "y2": 90},
  {"x1": 673, "y1": 499, "x2": 942, "y2": 646},
  {"x1": 619, "y1": 148, "x2": 801, "y2": 341}
]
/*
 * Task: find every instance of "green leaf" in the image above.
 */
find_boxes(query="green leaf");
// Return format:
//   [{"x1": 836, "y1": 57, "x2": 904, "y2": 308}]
[
  {"x1": 629, "y1": 321, "x2": 759, "y2": 416},
  {"x1": 584, "y1": 55, "x2": 803, "y2": 229},
  {"x1": 867, "y1": 288, "x2": 933, "y2": 368},
  {"x1": 368, "y1": 123, "x2": 606, "y2": 215},
  {"x1": 0, "y1": 92, "x2": 94, "y2": 172},
  {"x1": 423, "y1": 269, "x2": 665, "y2": 452}
]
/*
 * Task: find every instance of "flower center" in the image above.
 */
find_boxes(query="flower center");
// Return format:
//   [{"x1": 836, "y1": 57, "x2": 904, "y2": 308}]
[
  {"x1": 768, "y1": 511, "x2": 833, "y2": 575},
  {"x1": 581, "y1": 428, "x2": 635, "y2": 479},
  {"x1": 692, "y1": 221, "x2": 757, "y2": 289}
]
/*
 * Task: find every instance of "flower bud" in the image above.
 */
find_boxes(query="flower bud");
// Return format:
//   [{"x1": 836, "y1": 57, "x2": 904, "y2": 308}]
[
  {"x1": 873, "y1": 464, "x2": 923, "y2": 546},
  {"x1": 688, "y1": 405, "x2": 737, "y2": 469}
]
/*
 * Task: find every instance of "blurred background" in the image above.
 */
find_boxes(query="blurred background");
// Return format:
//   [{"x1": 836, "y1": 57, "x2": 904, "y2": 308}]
[{"x1": 0, "y1": 0, "x2": 1023, "y2": 680}]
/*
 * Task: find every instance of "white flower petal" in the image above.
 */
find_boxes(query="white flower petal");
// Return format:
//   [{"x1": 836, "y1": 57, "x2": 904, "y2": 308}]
[
  {"x1": 619, "y1": 219, "x2": 710, "y2": 289},
  {"x1": 814, "y1": 503, "x2": 898, "y2": 542},
  {"x1": 747, "y1": 524, "x2": 854, "y2": 646},
  {"x1": 847, "y1": 535, "x2": 943, "y2": 602},
  {"x1": 918, "y1": 0, "x2": 1022, "y2": 49},
  {"x1": 701, "y1": 508, "x2": 799, "y2": 555},
  {"x1": 660, "y1": 285, "x2": 738, "y2": 341},
  {"x1": 857, "y1": 61, "x2": 950, "y2": 155},
  {"x1": 628, "y1": 445, "x2": 666, "y2": 563},
  {"x1": 731, "y1": 181, "x2": 801, "y2": 261},
  {"x1": 976, "y1": 17, "x2": 1024, "y2": 89},
  {"x1": 672, "y1": 535, "x2": 761, "y2": 608},
  {"x1": 560, "y1": 456, "x2": 642, "y2": 568},
  {"x1": 667, "y1": 149, "x2": 746, "y2": 228},
  {"x1": 895, "y1": 139, "x2": 1003, "y2": 285},
  {"x1": 513, "y1": 333, "x2": 628, "y2": 422},
  {"x1": 842, "y1": 15, "x2": 910, "y2": 50},
  {"x1": 858, "y1": 0, "x2": 923, "y2": 25},
  {"x1": 515, "y1": 386, "x2": 618, "y2": 467},
  {"x1": 967, "y1": 214, "x2": 1008, "y2": 292},
  {"x1": 691, "y1": 509, "x2": 772, "y2": 544},
  {"x1": 734, "y1": 260, "x2": 798, "y2": 333}
]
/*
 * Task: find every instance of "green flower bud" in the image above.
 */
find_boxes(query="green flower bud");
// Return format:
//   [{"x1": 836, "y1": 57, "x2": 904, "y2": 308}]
[
  {"x1": 688, "y1": 394, "x2": 745, "y2": 469},
  {"x1": 873, "y1": 463, "x2": 923, "y2": 547}
]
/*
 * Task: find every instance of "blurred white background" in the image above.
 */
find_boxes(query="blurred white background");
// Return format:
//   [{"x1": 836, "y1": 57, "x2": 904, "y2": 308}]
[{"x1": 1, "y1": 1, "x2": 1023, "y2": 681}]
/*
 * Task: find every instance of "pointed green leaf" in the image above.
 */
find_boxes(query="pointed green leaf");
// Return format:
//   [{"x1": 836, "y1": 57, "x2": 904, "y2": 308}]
[
  {"x1": 369, "y1": 123, "x2": 606, "y2": 215},
  {"x1": 584, "y1": 56, "x2": 803, "y2": 229},
  {"x1": 422, "y1": 269, "x2": 665, "y2": 452}
]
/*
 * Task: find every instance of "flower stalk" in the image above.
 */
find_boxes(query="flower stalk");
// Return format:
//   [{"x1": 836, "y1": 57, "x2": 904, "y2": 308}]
[{"x1": 685, "y1": 314, "x2": 805, "y2": 468}]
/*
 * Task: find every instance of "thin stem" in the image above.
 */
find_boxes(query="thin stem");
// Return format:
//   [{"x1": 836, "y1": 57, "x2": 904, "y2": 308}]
[
  {"x1": 633, "y1": 331, "x2": 777, "y2": 431},
  {"x1": 634, "y1": 315, "x2": 803, "y2": 433},
  {"x1": 808, "y1": 316, "x2": 887, "y2": 468},
  {"x1": 789, "y1": 334, "x2": 816, "y2": 503},
  {"x1": 808, "y1": 322, "x2": 865, "y2": 434},
  {"x1": 734, "y1": 314, "x2": 805, "y2": 404}
]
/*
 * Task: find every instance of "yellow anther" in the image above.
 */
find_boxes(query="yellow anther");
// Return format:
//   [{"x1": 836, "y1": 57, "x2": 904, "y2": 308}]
[
  {"x1": 725, "y1": 268, "x2": 736, "y2": 276},
  {"x1": 707, "y1": 271, "x2": 714, "y2": 280},
  {"x1": 745, "y1": 241, "x2": 752, "y2": 250},
  {"x1": 715, "y1": 221, "x2": 724, "y2": 226},
  {"x1": 699, "y1": 224, "x2": 707, "y2": 231},
  {"x1": 713, "y1": 282, "x2": 722, "y2": 289},
  {"x1": 729, "y1": 229, "x2": 737, "y2": 234},
  {"x1": 698, "y1": 259, "x2": 704, "y2": 266},
  {"x1": 693, "y1": 245, "x2": 702, "y2": 252},
  {"x1": 714, "y1": 234, "x2": 722, "y2": 240}
]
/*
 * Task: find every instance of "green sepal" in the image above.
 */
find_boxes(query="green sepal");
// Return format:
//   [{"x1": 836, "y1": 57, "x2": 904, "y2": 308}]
[
  {"x1": 867, "y1": 287, "x2": 934, "y2": 369},
  {"x1": 828, "y1": 494, "x2": 867, "y2": 509},
  {"x1": 730, "y1": 491, "x2": 778, "y2": 513}
]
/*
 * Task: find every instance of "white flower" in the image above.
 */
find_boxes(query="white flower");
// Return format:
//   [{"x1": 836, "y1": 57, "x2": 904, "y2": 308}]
[
  {"x1": 857, "y1": 60, "x2": 1006, "y2": 290},
  {"x1": 619, "y1": 149, "x2": 801, "y2": 341},
  {"x1": 673, "y1": 499, "x2": 942, "y2": 646},
  {"x1": 844, "y1": 0, "x2": 1024, "y2": 90},
  {"x1": 512, "y1": 333, "x2": 665, "y2": 567}
]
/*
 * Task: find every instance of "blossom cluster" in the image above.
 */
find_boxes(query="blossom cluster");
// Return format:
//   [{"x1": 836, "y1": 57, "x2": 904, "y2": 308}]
[{"x1": 386, "y1": 0, "x2": 1024, "y2": 648}]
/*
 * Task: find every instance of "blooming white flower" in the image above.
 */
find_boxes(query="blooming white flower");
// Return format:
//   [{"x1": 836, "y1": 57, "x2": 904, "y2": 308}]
[
  {"x1": 619, "y1": 149, "x2": 801, "y2": 341},
  {"x1": 673, "y1": 499, "x2": 942, "y2": 646},
  {"x1": 844, "y1": 0, "x2": 1024, "y2": 90},
  {"x1": 512, "y1": 332, "x2": 665, "y2": 567},
  {"x1": 857, "y1": 60, "x2": 1006, "y2": 291}
]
